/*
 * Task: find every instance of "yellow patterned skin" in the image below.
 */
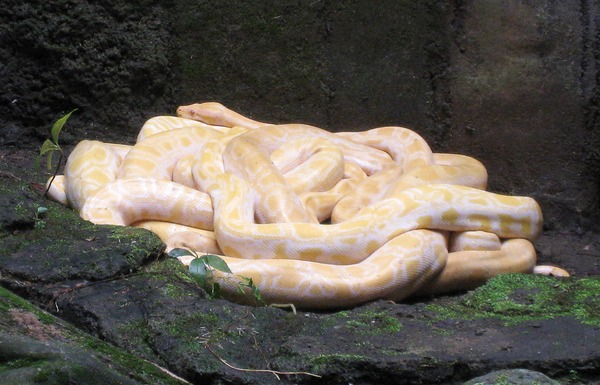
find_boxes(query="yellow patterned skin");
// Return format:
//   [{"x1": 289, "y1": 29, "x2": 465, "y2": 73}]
[
  {"x1": 63, "y1": 141, "x2": 131, "y2": 211},
  {"x1": 176, "y1": 102, "x2": 267, "y2": 129},
  {"x1": 136, "y1": 116, "x2": 229, "y2": 142},
  {"x1": 47, "y1": 102, "x2": 568, "y2": 309}
]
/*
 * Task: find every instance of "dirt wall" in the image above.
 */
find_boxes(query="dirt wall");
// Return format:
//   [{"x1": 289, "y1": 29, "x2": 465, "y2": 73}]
[{"x1": 1, "y1": 0, "x2": 598, "y2": 232}]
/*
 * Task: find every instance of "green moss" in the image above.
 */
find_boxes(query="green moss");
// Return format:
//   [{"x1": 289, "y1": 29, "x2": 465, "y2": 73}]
[
  {"x1": 156, "y1": 311, "x2": 234, "y2": 351},
  {"x1": 471, "y1": 373, "x2": 545, "y2": 385},
  {"x1": 0, "y1": 288, "x2": 186, "y2": 384},
  {"x1": 105, "y1": 226, "x2": 165, "y2": 265},
  {"x1": 562, "y1": 369, "x2": 583, "y2": 384},
  {"x1": 162, "y1": 282, "x2": 189, "y2": 298},
  {"x1": 314, "y1": 307, "x2": 403, "y2": 338},
  {"x1": 431, "y1": 326, "x2": 455, "y2": 336},
  {"x1": 418, "y1": 355, "x2": 443, "y2": 369},
  {"x1": 43, "y1": 202, "x2": 89, "y2": 228},
  {"x1": 78, "y1": 336, "x2": 188, "y2": 385},
  {"x1": 145, "y1": 257, "x2": 199, "y2": 287},
  {"x1": 0, "y1": 357, "x2": 47, "y2": 373},
  {"x1": 127, "y1": 312, "x2": 225, "y2": 371},
  {"x1": 31, "y1": 365, "x2": 52, "y2": 382},
  {"x1": 114, "y1": 320, "x2": 157, "y2": 358},
  {"x1": 427, "y1": 274, "x2": 600, "y2": 327},
  {"x1": 351, "y1": 309, "x2": 403, "y2": 334},
  {"x1": 14, "y1": 200, "x2": 30, "y2": 218},
  {"x1": 108, "y1": 225, "x2": 163, "y2": 249},
  {"x1": 0, "y1": 286, "x2": 55, "y2": 324},
  {"x1": 333, "y1": 310, "x2": 350, "y2": 319}
]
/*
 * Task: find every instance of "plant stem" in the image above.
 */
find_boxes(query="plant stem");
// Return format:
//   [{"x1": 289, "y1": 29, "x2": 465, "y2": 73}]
[{"x1": 44, "y1": 151, "x2": 63, "y2": 197}]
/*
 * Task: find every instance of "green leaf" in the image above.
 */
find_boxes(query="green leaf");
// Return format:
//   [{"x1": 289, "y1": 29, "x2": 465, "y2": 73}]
[
  {"x1": 200, "y1": 254, "x2": 232, "y2": 274},
  {"x1": 238, "y1": 277, "x2": 264, "y2": 304},
  {"x1": 168, "y1": 248, "x2": 195, "y2": 258},
  {"x1": 236, "y1": 284, "x2": 246, "y2": 295},
  {"x1": 36, "y1": 207, "x2": 48, "y2": 216},
  {"x1": 51, "y1": 109, "x2": 77, "y2": 144},
  {"x1": 37, "y1": 139, "x2": 58, "y2": 170},
  {"x1": 46, "y1": 151, "x2": 54, "y2": 171},
  {"x1": 40, "y1": 139, "x2": 60, "y2": 171},
  {"x1": 189, "y1": 258, "x2": 209, "y2": 277},
  {"x1": 193, "y1": 274, "x2": 207, "y2": 288},
  {"x1": 39, "y1": 139, "x2": 60, "y2": 156},
  {"x1": 251, "y1": 284, "x2": 264, "y2": 303}
]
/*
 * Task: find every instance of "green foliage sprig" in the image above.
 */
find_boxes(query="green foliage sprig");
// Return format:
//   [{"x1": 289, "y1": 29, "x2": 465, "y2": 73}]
[
  {"x1": 38, "y1": 109, "x2": 77, "y2": 196},
  {"x1": 168, "y1": 248, "x2": 264, "y2": 305},
  {"x1": 33, "y1": 206, "x2": 48, "y2": 229}
]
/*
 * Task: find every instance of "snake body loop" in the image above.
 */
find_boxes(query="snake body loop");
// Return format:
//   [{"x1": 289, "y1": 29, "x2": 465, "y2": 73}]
[{"x1": 47, "y1": 102, "x2": 568, "y2": 309}]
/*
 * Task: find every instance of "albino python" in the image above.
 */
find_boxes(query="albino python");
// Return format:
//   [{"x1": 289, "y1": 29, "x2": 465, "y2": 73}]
[{"x1": 46, "y1": 102, "x2": 568, "y2": 309}]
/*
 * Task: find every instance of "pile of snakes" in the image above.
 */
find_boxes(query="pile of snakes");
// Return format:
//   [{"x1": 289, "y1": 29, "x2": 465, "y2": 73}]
[{"x1": 46, "y1": 102, "x2": 568, "y2": 309}]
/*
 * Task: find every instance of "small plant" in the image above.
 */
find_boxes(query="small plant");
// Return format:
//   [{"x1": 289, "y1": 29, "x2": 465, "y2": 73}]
[
  {"x1": 38, "y1": 109, "x2": 77, "y2": 196},
  {"x1": 168, "y1": 248, "x2": 264, "y2": 305},
  {"x1": 237, "y1": 276, "x2": 263, "y2": 305},
  {"x1": 33, "y1": 206, "x2": 48, "y2": 229}
]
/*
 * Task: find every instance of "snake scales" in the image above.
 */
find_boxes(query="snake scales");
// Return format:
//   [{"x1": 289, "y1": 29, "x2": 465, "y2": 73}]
[{"x1": 46, "y1": 102, "x2": 568, "y2": 308}]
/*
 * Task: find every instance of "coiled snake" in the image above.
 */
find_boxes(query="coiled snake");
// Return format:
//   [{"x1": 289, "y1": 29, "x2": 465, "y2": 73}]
[{"x1": 46, "y1": 102, "x2": 568, "y2": 308}]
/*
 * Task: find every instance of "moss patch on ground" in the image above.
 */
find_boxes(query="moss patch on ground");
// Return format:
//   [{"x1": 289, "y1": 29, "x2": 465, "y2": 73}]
[
  {"x1": 0, "y1": 180, "x2": 165, "y2": 284},
  {"x1": 317, "y1": 306, "x2": 404, "y2": 337},
  {"x1": 426, "y1": 273, "x2": 600, "y2": 326}
]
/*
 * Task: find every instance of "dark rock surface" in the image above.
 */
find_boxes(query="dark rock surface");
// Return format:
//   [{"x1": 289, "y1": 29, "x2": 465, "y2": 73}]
[
  {"x1": 1, "y1": 1, "x2": 600, "y2": 384},
  {"x1": 0, "y1": 0, "x2": 176, "y2": 140},
  {"x1": 1, "y1": 1, "x2": 599, "y2": 232},
  {"x1": 463, "y1": 369, "x2": 562, "y2": 385},
  {"x1": 1, "y1": 156, "x2": 599, "y2": 384},
  {"x1": 0, "y1": 333, "x2": 144, "y2": 385},
  {"x1": 0, "y1": 286, "x2": 188, "y2": 385}
]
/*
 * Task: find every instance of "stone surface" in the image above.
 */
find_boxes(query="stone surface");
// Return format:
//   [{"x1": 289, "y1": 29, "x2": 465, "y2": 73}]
[
  {"x1": 464, "y1": 368, "x2": 561, "y2": 385},
  {"x1": 0, "y1": 287, "x2": 188, "y2": 385},
  {"x1": 0, "y1": 166, "x2": 599, "y2": 384},
  {"x1": 1, "y1": 1, "x2": 600, "y2": 384},
  {"x1": 1, "y1": 1, "x2": 598, "y2": 231},
  {"x1": 0, "y1": 333, "x2": 141, "y2": 385},
  {"x1": 0, "y1": 0, "x2": 176, "y2": 143},
  {"x1": 446, "y1": 1, "x2": 597, "y2": 231}
]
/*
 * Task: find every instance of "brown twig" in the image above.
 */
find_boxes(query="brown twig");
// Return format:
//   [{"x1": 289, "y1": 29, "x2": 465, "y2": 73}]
[
  {"x1": 140, "y1": 358, "x2": 193, "y2": 384},
  {"x1": 0, "y1": 171, "x2": 21, "y2": 181},
  {"x1": 204, "y1": 343, "x2": 321, "y2": 379}
]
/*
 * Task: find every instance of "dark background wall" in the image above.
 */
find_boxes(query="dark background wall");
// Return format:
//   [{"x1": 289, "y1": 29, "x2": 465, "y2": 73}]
[{"x1": 1, "y1": 0, "x2": 598, "y2": 233}]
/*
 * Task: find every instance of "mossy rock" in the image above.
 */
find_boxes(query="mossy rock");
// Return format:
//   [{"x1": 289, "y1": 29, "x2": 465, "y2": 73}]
[
  {"x1": 427, "y1": 273, "x2": 600, "y2": 327},
  {"x1": 0, "y1": 178, "x2": 165, "y2": 286}
]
